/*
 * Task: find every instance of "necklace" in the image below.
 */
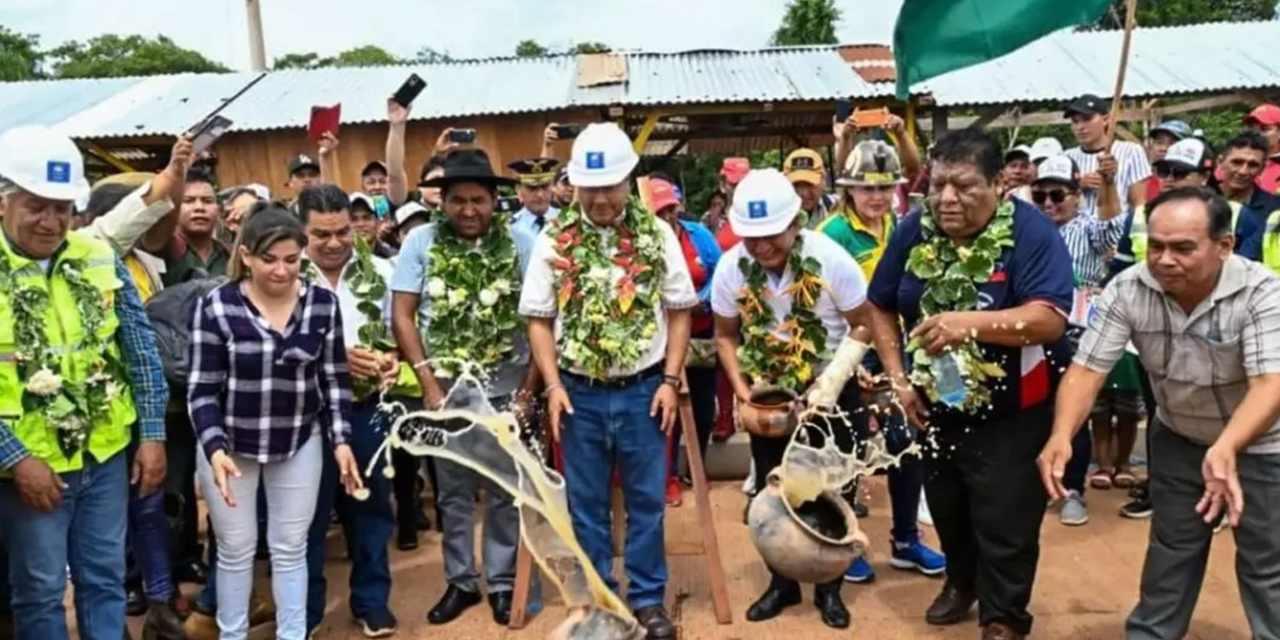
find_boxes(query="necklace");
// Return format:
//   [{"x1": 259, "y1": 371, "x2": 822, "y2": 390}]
[{"x1": 735, "y1": 237, "x2": 828, "y2": 391}]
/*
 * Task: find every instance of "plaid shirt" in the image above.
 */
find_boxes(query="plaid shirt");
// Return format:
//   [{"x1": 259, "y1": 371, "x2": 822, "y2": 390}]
[
  {"x1": 188, "y1": 280, "x2": 352, "y2": 463},
  {"x1": 0, "y1": 256, "x2": 168, "y2": 469},
  {"x1": 1075, "y1": 255, "x2": 1280, "y2": 454}
]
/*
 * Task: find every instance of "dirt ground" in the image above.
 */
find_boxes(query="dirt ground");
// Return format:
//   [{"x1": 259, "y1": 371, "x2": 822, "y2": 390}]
[{"x1": 124, "y1": 477, "x2": 1252, "y2": 640}]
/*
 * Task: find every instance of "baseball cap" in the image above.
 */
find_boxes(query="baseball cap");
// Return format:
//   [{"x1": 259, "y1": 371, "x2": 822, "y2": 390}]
[
  {"x1": 1156, "y1": 138, "x2": 1211, "y2": 173},
  {"x1": 361, "y1": 160, "x2": 388, "y2": 177},
  {"x1": 1004, "y1": 145, "x2": 1032, "y2": 163},
  {"x1": 1029, "y1": 137, "x2": 1065, "y2": 164},
  {"x1": 1149, "y1": 120, "x2": 1192, "y2": 140},
  {"x1": 1031, "y1": 155, "x2": 1078, "y2": 187},
  {"x1": 393, "y1": 201, "x2": 431, "y2": 231},
  {"x1": 0, "y1": 125, "x2": 90, "y2": 203},
  {"x1": 1064, "y1": 94, "x2": 1109, "y2": 118},
  {"x1": 729, "y1": 169, "x2": 802, "y2": 238},
  {"x1": 1244, "y1": 104, "x2": 1280, "y2": 128},
  {"x1": 719, "y1": 157, "x2": 751, "y2": 185},
  {"x1": 567, "y1": 123, "x2": 639, "y2": 188},
  {"x1": 646, "y1": 178, "x2": 681, "y2": 213},
  {"x1": 287, "y1": 154, "x2": 320, "y2": 176},
  {"x1": 783, "y1": 149, "x2": 825, "y2": 186},
  {"x1": 349, "y1": 192, "x2": 375, "y2": 213}
]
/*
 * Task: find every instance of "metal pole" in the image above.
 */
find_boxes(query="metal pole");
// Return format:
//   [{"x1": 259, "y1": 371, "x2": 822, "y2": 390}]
[{"x1": 246, "y1": 0, "x2": 267, "y2": 71}]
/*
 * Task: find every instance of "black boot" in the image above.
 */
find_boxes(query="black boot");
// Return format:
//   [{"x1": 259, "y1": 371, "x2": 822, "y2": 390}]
[
  {"x1": 814, "y1": 588, "x2": 850, "y2": 629},
  {"x1": 746, "y1": 580, "x2": 801, "y2": 622}
]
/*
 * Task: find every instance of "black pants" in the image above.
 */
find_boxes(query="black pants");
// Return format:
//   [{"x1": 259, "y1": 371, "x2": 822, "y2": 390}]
[
  {"x1": 748, "y1": 381, "x2": 865, "y2": 595},
  {"x1": 671, "y1": 366, "x2": 718, "y2": 478},
  {"x1": 923, "y1": 402, "x2": 1052, "y2": 636}
]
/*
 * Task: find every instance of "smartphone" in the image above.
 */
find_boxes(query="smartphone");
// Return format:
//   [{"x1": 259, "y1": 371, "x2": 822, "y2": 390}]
[
  {"x1": 392, "y1": 74, "x2": 427, "y2": 108},
  {"x1": 835, "y1": 99, "x2": 853, "y2": 122},
  {"x1": 853, "y1": 107, "x2": 890, "y2": 129},
  {"x1": 448, "y1": 128, "x2": 477, "y2": 144},
  {"x1": 496, "y1": 195, "x2": 521, "y2": 214},
  {"x1": 189, "y1": 115, "x2": 233, "y2": 155},
  {"x1": 551, "y1": 124, "x2": 581, "y2": 140}
]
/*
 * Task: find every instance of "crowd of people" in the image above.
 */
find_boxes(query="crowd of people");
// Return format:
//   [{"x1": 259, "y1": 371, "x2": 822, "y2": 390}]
[{"x1": 0, "y1": 89, "x2": 1278, "y2": 640}]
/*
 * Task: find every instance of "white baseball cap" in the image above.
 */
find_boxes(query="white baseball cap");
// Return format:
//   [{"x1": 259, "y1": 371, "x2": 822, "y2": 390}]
[
  {"x1": 1032, "y1": 155, "x2": 1078, "y2": 186},
  {"x1": 1157, "y1": 138, "x2": 1209, "y2": 172},
  {"x1": 567, "y1": 123, "x2": 639, "y2": 188},
  {"x1": 0, "y1": 125, "x2": 89, "y2": 202},
  {"x1": 729, "y1": 169, "x2": 802, "y2": 238},
  {"x1": 394, "y1": 201, "x2": 431, "y2": 229},
  {"x1": 1029, "y1": 137, "x2": 1064, "y2": 164}
]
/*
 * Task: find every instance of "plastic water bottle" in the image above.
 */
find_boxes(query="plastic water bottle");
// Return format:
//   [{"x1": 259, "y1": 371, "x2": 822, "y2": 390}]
[{"x1": 932, "y1": 352, "x2": 968, "y2": 408}]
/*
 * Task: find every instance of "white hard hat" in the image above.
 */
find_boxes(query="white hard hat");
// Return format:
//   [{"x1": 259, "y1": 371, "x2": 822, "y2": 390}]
[
  {"x1": 729, "y1": 169, "x2": 801, "y2": 238},
  {"x1": 0, "y1": 125, "x2": 89, "y2": 203},
  {"x1": 567, "y1": 123, "x2": 638, "y2": 188}
]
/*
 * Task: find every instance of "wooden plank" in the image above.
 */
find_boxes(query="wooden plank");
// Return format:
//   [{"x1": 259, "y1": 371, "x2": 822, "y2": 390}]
[
  {"x1": 507, "y1": 539, "x2": 534, "y2": 630},
  {"x1": 680, "y1": 373, "x2": 733, "y2": 625}
]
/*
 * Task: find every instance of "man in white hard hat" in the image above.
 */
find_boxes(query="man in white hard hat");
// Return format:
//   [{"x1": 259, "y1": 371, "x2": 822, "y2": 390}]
[
  {"x1": 711, "y1": 168, "x2": 872, "y2": 628},
  {"x1": 519, "y1": 122, "x2": 698, "y2": 640},
  {"x1": 0, "y1": 125, "x2": 168, "y2": 640}
]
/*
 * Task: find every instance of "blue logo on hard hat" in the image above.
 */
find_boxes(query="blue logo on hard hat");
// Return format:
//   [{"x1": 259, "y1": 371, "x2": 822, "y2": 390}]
[
  {"x1": 46, "y1": 161, "x2": 71, "y2": 184},
  {"x1": 586, "y1": 152, "x2": 605, "y2": 170},
  {"x1": 748, "y1": 200, "x2": 768, "y2": 219}
]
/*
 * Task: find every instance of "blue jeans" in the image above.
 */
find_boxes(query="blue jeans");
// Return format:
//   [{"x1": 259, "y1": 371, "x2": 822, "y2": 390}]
[
  {"x1": 561, "y1": 370, "x2": 668, "y2": 609},
  {"x1": 197, "y1": 481, "x2": 269, "y2": 612},
  {"x1": 1064, "y1": 425, "x2": 1092, "y2": 495},
  {"x1": 0, "y1": 451, "x2": 129, "y2": 640},
  {"x1": 128, "y1": 444, "x2": 174, "y2": 603},
  {"x1": 307, "y1": 402, "x2": 393, "y2": 629}
]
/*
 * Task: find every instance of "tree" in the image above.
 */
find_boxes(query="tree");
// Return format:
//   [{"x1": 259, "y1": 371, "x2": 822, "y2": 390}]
[
  {"x1": 328, "y1": 45, "x2": 403, "y2": 67},
  {"x1": 770, "y1": 0, "x2": 840, "y2": 46},
  {"x1": 414, "y1": 47, "x2": 453, "y2": 64},
  {"x1": 515, "y1": 39, "x2": 550, "y2": 57},
  {"x1": 47, "y1": 34, "x2": 227, "y2": 78},
  {"x1": 1091, "y1": 0, "x2": 1274, "y2": 29},
  {"x1": 272, "y1": 52, "x2": 323, "y2": 70},
  {"x1": 0, "y1": 26, "x2": 42, "y2": 81},
  {"x1": 571, "y1": 42, "x2": 611, "y2": 54}
]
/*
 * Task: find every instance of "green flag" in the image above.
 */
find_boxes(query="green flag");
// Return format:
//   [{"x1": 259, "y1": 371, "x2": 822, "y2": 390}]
[{"x1": 893, "y1": 0, "x2": 1114, "y2": 99}]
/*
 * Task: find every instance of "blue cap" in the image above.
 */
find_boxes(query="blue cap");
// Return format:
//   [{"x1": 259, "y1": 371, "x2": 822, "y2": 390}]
[{"x1": 1150, "y1": 120, "x2": 1192, "y2": 141}]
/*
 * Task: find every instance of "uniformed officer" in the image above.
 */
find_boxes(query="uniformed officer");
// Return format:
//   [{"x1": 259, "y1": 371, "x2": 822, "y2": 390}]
[{"x1": 507, "y1": 157, "x2": 562, "y2": 237}]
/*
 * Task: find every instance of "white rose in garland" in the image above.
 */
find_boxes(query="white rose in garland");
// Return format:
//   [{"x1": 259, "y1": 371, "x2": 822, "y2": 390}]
[
  {"x1": 479, "y1": 288, "x2": 500, "y2": 307},
  {"x1": 25, "y1": 367, "x2": 63, "y2": 396},
  {"x1": 427, "y1": 277, "x2": 447, "y2": 298}
]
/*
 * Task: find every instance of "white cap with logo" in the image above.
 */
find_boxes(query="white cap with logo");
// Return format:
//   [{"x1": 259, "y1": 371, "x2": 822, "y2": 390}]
[
  {"x1": 0, "y1": 125, "x2": 90, "y2": 202},
  {"x1": 1033, "y1": 155, "x2": 1078, "y2": 186},
  {"x1": 567, "y1": 123, "x2": 639, "y2": 188},
  {"x1": 1158, "y1": 138, "x2": 1209, "y2": 172},
  {"x1": 729, "y1": 169, "x2": 802, "y2": 238},
  {"x1": 1029, "y1": 137, "x2": 1065, "y2": 164}
]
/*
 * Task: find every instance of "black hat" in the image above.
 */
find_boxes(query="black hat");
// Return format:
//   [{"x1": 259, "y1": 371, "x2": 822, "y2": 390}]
[
  {"x1": 1064, "y1": 94, "x2": 1109, "y2": 118},
  {"x1": 361, "y1": 160, "x2": 388, "y2": 177},
  {"x1": 419, "y1": 149, "x2": 517, "y2": 188},
  {"x1": 507, "y1": 157, "x2": 561, "y2": 186},
  {"x1": 287, "y1": 153, "x2": 320, "y2": 176}
]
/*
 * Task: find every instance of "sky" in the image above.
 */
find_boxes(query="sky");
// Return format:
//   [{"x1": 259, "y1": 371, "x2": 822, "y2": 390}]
[{"x1": 1, "y1": 0, "x2": 903, "y2": 69}]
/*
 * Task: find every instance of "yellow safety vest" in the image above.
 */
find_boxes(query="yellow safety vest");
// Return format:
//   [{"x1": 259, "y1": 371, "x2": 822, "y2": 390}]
[
  {"x1": 1263, "y1": 210, "x2": 1280, "y2": 273},
  {"x1": 1131, "y1": 201, "x2": 1242, "y2": 262},
  {"x1": 0, "y1": 233, "x2": 136, "y2": 474}
]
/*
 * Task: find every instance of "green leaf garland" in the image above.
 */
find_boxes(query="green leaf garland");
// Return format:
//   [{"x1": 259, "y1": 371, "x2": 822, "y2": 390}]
[{"x1": 735, "y1": 237, "x2": 829, "y2": 392}]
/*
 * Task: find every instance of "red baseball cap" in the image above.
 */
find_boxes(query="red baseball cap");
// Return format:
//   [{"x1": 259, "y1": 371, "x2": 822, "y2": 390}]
[
  {"x1": 1245, "y1": 104, "x2": 1280, "y2": 127},
  {"x1": 720, "y1": 157, "x2": 750, "y2": 185},
  {"x1": 647, "y1": 178, "x2": 681, "y2": 213}
]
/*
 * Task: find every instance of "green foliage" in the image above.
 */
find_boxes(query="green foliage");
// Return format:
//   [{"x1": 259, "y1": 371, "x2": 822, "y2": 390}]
[
  {"x1": 1089, "y1": 0, "x2": 1274, "y2": 30},
  {"x1": 571, "y1": 42, "x2": 611, "y2": 54},
  {"x1": 272, "y1": 52, "x2": 323, "y2": 70},
  {"x1": 414, "y1": 47, "x2": 453, "y2": 63},
  {"x1": 771, "y1": 0, "x2": 840, "y2": 46},
  {"x1": 0, "y1": 26, "x2": 41, "y2": 80},
  {"x1": 273, "y1": 46, "x2": 407, "y2": 70},
  {"x1": 47, "y1": 34, "x2": 227, "y2": 78},
  {"x1": 515, "y1": 39, "x2": 549, "y2": 57}
]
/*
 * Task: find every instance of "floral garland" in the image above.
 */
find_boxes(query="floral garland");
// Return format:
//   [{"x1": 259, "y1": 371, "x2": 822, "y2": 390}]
[
  {"x1": 904, "y1": 200, "x2": 1015, "y2": 412},
  {"x1": 549, "y1": 197, "x2": 666, "y2": 379},
  {"x1": 735, "y1": 237, "x2": 828, "y2": 392},
  {"x1": 303, "y1": 236, "x2": 396, "y2": 398},
  {"x1": 424, "y1": 214, "x2": 522, "y2": 380},
  {"x1": 1, "y1": 257, "x2": 124, "y2": 459}
]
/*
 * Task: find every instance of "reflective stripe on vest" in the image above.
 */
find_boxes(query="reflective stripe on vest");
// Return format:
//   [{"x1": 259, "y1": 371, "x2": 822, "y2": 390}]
[
  {"x1": 0, "y1": 233, "x2": 137, "y2": 474},
  {"x1": 1131, "y1": 201, "x2": 1242, "y2": 263}
]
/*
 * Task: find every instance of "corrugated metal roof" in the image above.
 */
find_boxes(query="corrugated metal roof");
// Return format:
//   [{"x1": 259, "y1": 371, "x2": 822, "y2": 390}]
[
  {"x1": 917, "y1": 21, "x2": 1280, "y2": 107},
  {"x1": 56, "y1": 72, "x2": 262, "y2": 138},
  {"x1": 0, "y1": 76, "x2": 144, "y2": 133}
]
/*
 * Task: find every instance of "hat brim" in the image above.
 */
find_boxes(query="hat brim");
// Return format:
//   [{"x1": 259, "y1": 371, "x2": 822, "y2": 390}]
[
  {"x1": 289, "y1": 162, "x2": 321, "y2": 175},
  {"x1": 1032, "y1": 176, "x2": 1077, "y2": 189},
  {"x1": 419, "y1": 174, "x2": 518, "y2": 189},
  {"x1": 1154, "y1": 159, "x2": 1202, "y2": 173},
  {"x1": 1063, "y1": 107, "x2": 1105, "y2": 119},
  {"x1": 836, "y1": 175, "x2": 907, "y2": 187},
  {"x1": 730, "y1": 205, "x2": 800, "y2": 239},
  {"x1": 786, "y1": 170, "x2": 823, "y2": 186},
  {"x1": 568, "y1": 156, "x2": 638, "y2": 188},
  {"x1": 1149, "y1": 127, "x2": 1187, "y2": 140},
  {"x1": 23, "y1": 178, "x2": 90, "y2": 204},
  {"x1": 394, "y1": 210, "x2": 430, "y2": 231},
  {"x1": 1003, "y1": 150, "x2": 1031, "y2": 162}
]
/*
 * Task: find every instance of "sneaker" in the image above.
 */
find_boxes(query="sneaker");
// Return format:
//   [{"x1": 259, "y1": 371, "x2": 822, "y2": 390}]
[
  {"x1": 1060, "y1": 490, "x2": 1089, "y2": 526},
  {"x1": 918, "y1": 488, "x2": 934, "y2": 527},
  {"x1": 890, "y1": 538, "x2": 946, "y2": 576},
  {"x1": 355, "y1": 608, "x2": 399, "y2": 638},
  {"x1": 664, "y1": 476, "x2": 683, "y2": 507},
  {"x1": 843, "y1": 556, "x2": 876, "y2": 583},
  {"x1": 1120, "y1": 485, "x2": 1153, "y2": 519}
]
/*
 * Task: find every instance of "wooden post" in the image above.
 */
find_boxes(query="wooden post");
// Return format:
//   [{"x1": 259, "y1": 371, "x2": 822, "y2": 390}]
[
  {"x1": 1103, "y1": 0, "x2": 1140, "y2": 147},
  {"x1": 679, "y1": 373, "x2": 733, "y2": 624}
]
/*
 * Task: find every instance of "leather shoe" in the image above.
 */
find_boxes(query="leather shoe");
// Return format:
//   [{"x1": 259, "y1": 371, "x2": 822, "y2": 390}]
[
  {"x1": 925, "y1": 582, "x2": 976, "y2": 626},
  {"x1": 126, "y1": 585, "x2": 147, "y2": 617},
  {"x1": 427, "y1": 585, "x2": 482, "y2": 624},
  {"x1": 634, "y1": 605, "x2": 675, "y2": 640},
  {"x1": 746, "y1": 584, "x2": 802, "y2": 622},
  {"x1": 814, "y1": 590, "x2": 850, "y2": 629},
  {"x1": 396, "y1": 524, "x2": 419, "y2": 551},
  {"x1": 173, "y1": 559, "x2": 208, "y2": 585},
  {"x1": 983, "y1": 621, "x2": 1026, "y2": 640},
  {"x1": 489, "y1": 591, "x2": 513, "y2": 625}
]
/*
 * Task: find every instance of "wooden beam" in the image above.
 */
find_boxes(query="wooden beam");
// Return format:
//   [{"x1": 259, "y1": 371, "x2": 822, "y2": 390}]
[
  {"x1": 81, "y1": 141, "x2": 135, "y2": 173},
  {"x1": 932, "y1": 106, "x2": 950, "y2": 136},
  {"x1": 967, "y1": 106, "x2": 1007, "y2": 130},
  {"x1": 1157, "y1": 93, "x2": 1254, "y2": 116},
  {"x1": 632, "y1": 112, "x2": 663, "y2": 152}
]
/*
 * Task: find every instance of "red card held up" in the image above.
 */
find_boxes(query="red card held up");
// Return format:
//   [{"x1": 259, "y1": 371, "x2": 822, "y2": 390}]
[{"x1": 308, "y1": 104, "x2": 341, "y2": 142}]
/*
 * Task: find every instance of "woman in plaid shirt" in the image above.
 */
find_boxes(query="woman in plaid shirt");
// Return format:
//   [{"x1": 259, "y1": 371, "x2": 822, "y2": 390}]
[{"x1": 187, "y1": 207, "x2": 363, "y2": 640}]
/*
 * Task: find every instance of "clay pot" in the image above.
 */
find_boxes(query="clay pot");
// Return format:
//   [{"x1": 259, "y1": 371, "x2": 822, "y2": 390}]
[
  {"x1": 736, "y1": 387, "x2": 801, "y2": 438},
  {"x1": 546, "y1": 607, "x2": 645, "y2": 640},
  {"x1": 747, "y1": 470, "x2": 868, "y2": 584}
]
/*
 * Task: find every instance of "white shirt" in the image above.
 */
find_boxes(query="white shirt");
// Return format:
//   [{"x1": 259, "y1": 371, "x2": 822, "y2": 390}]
[
  {"x1": 1065, "y1": 140, "x2": 1152, "y2": 217},
  {"x1": 519, "y1": 218, "x2": 699, "y2": 378},
  {"x1": 711, "y1": 230, "x2": 868, "y2": 357},
  {"x1": 307, "y1": 252, "x2": 395, "y2": 349}
]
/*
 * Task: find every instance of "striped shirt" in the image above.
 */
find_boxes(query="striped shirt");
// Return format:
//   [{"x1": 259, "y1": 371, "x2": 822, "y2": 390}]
[
  {"x1": 1065, "y1": 141, "x2": 1152, "y2": 217},
  {"x1": 1056, "y1": 212, "x2": 1126, "y2": 288},
  {"x1": 188, "y1": 281, "x2": 352, "y2": 463}
]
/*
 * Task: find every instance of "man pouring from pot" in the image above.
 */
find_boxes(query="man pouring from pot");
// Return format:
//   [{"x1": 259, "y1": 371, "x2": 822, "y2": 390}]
[{"x1": 710, "y1": 168, "x2": 873, "y2": 629}]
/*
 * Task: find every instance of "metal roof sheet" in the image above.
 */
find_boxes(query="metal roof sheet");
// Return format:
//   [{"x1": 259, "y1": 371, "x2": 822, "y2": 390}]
[
  {"x1": 55, "y1": 72, "x2": 262, "y2": 138},
  {"x1": 916, "y1": 21, "x2": 1280, "y2": 107},
  {"x1": 0, "y1": 76, "x2": 144, "y2": 133}
]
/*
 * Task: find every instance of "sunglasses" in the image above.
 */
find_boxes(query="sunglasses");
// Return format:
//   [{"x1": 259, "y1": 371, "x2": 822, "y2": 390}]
[
  {"x1": 1031, "y1": 189, "x2": 1071, "y2": 205},
  {"x1": 1155, "y1": 165, "x2": 1196, "y2": 181}
]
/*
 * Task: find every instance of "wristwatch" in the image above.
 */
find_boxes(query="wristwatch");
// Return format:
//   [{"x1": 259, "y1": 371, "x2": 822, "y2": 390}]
[{"x1": 661, "y1": 374, "x2": 683, "y2": 391}]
